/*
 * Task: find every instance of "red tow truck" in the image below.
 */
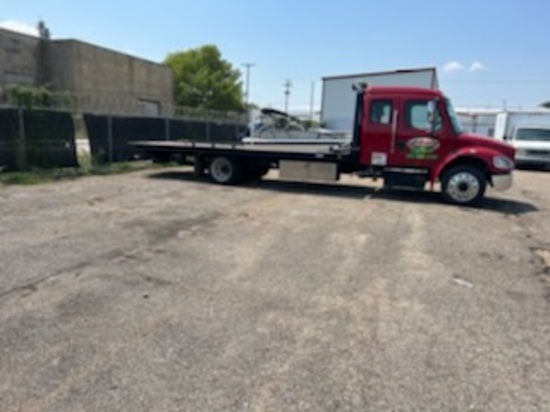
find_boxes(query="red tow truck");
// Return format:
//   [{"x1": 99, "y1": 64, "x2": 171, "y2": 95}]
[{"x1": 133, "y1": 84, "x2": 515, "y2": 206}]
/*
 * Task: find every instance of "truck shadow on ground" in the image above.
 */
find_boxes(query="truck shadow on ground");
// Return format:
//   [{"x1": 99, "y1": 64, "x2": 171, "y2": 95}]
[
  {"x1": 148, "y1": 170, "x2": 538, "y2": 216},
  {"x1": 370, "y1": 189, "x2": 538, "y2": 215}
]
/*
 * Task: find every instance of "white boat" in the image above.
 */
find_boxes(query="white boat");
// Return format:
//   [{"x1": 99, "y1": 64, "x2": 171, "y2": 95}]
[{"x1": 242, "y1": 108, "x2": 351, "y2": 145}]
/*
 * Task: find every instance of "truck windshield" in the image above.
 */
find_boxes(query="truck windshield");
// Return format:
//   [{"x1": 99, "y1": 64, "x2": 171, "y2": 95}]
[
  {"x1": 446, "y1": 99, "x2": 463, "y2": 134},
  {"x1": 515, "y1": 128, "x2": 550, "y2": 142}
]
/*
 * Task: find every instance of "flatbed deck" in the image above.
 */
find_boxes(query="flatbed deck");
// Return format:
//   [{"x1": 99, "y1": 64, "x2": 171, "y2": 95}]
[{"x1": 132, "y1": 140, "x2": 354, "y2": 159}]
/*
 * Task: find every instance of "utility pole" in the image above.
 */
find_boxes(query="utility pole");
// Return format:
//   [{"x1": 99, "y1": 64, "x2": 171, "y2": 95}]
[
  {"x1": 309, "y1": 81, "x2": 315, "y2": 122},
  {"x1": 242, "y1": 63, "x2": 255, "y2": 123},
  {"x1": 283, "y1": 79, "x2": 292, "y2": 113},
  {"x1": 242, "y1": 63, "x2": 255, "y2": 107}
]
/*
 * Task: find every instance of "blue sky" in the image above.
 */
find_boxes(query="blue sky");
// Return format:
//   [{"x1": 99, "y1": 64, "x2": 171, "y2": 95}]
[{"x1": 2, "y1": 0, "x2": 549, "y2": 112}]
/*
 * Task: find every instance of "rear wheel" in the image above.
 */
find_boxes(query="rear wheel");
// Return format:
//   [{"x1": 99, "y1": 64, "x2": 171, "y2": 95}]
[
  {"x1": 208, "y1": 156, "x2": 242, "y2": 184},
  {"x1": 441, "y1": 165, "x2": 486, "y2": 206}
]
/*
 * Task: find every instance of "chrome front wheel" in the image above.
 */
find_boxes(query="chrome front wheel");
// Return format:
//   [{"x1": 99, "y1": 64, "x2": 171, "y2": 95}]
[{"x1": 442, "y1": 166, "x2": 486, "y2": 206}]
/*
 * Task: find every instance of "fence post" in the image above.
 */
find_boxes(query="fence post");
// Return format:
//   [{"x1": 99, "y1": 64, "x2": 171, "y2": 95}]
[
  {"x1": 107, "y1": 115, "x2": 113, "y2": 164},
  {"x1": 165, "y1": 117, "x2": 170, "y2": 140},
  {"x1": 18, "y1": 106, "x2": 27, "y2": 170}
]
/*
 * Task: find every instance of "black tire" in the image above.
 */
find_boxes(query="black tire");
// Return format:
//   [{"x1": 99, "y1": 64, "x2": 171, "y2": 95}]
[
  {"x1": 256, "y1": 164, "x2": 270, "y2": 177},
  {"x1": 441, "y1": 165, "x2": 486, "y2": 206},
  {"x1": 208, "y1": 156, "x2": 242, "y2": 185},
  {"x1": 243, "y1": 163, "x2": 270, "y2": 181}
]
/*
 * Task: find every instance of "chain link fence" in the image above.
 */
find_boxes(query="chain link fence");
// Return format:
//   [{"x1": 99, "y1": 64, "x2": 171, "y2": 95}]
[
  {"x1": 0, "y1": 98, "x2": 247, "y2": 170},
  {"x1": 83, "y1": 114, "x2": 246, "y2": 164},
  {"x1": 0, "y1": 107, "x2": 78, "y2": 170}
]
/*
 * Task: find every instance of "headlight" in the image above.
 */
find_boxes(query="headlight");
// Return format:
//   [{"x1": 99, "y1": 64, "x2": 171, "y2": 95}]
[
  {"x1": 515, "y1": 149, "x2": 527, "y2": 156},
  {"x1": 493, "y1": 155, "x2": 514, "y2": 170}
]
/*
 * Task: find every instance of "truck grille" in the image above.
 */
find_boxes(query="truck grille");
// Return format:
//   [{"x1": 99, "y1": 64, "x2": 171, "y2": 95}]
[{"x1": 526, "y1": 150, "x2": 550, "y2": 156}]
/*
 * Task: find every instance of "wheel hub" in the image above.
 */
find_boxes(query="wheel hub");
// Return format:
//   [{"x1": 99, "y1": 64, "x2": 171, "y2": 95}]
[
  {"x1": 447, "y1": 172, "x2": 480, "y2": 203},
  {"x1": 210, "y1": 158, "x2": 233, "y2": 183}
]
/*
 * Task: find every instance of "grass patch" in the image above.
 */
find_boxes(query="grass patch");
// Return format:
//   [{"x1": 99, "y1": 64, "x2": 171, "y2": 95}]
[
  {"x1": 0, "y1": 168, "x2": 84, "y2": 185},
  {"x1": 89, "y1": 160, "x2": 161, "y2": 175},
  {"x1": 0, "y1": 160, "x2": 171, "y2": 186},
  {"x1": 0, "y1": 171, "x2": 57, "y2": 185}
]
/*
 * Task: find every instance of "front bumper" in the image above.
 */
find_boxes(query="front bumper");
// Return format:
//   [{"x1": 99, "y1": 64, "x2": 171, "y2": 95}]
[{"x1": 492, "y1": 173, "x2": 513, "y2": 191}]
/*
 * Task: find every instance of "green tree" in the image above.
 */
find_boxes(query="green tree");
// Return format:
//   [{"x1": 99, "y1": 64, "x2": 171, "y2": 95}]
[{"x1": 165, "y1": 45, "x2": 244, "y2": 111}]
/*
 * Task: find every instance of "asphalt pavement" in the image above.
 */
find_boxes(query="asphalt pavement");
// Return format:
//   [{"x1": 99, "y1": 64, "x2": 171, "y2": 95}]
[{"x1": 0, "y1": 168, "x2": 549, "y2": 411}]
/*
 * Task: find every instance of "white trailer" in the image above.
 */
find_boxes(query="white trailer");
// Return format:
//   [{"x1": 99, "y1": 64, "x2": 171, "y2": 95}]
[
  {"x1": 321, "y1": 67, "x2": 439, "y2": 131},
  {"x1": 456, "y1": 109, "x2": 501, "y2": 137}
]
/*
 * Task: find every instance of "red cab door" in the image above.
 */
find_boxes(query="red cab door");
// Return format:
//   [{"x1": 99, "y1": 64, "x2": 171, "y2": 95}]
[
  {"x1": 392, "y1": 97, "x2": 454, "y2": 169},
  {"x1": 359, "y1": 96, "x2": 398, "y2": 167}
]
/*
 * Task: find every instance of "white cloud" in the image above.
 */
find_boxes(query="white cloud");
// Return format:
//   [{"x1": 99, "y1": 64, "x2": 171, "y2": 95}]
[
  {"x1": 0, "y1": 20, "x2": 39, "y2": 37},
  {"x1": 443, "y1": 60, "x2": 487, "y2": 74},
  {"x1": 469, "y1": 61, "x2": 486, "y2": 72},
  {"x1": 442, "y1": 61, "x2": 465, "y2": 73}
]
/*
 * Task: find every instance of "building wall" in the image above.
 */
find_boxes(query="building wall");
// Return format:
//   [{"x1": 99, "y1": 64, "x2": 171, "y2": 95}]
[
  {"x1": 48, "y1": 40, "x2": 173, "y2": 116},
  {"x1": 44, "y1": 40, "x2": 76, "y2": 92},
  {"x1": 0, "y1": 28, "x2": 41, "y2": 93},
  {"x1": 0, "y1": 28, "x2": 174, "y2": 116},
  {"x1": 457, "y1": 112, "x2": 499, "y2": 137}
]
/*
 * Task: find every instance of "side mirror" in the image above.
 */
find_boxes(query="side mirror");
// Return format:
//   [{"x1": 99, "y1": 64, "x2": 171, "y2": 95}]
[
  {"x1": 426, "y1": 100, "x2": 436, "y2": 119},
  {"x1": 351, "y1": 82, "x2": 368, "y2": 92},
  {"x1": 426, "y1": 100, "x2": 437, "y2": 134}
]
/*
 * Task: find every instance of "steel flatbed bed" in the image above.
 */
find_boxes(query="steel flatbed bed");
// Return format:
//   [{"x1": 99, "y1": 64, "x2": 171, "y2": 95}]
[{"x1": 132, "y1": 140, "x2": 353, "y2": 158}]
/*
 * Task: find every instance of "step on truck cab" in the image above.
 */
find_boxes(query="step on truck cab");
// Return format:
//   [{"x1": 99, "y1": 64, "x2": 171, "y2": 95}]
[{"x1": 133, "y1": 84, "x2": 515, "y2": 206}]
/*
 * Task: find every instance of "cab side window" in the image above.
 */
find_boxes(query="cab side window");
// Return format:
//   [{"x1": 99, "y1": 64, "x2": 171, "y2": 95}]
[
  {"x1": 370, "y1": 100, "x2": 393, "y2": 125},
  {"x1": 405, "y1": 101, "x2": 442, "y2": 131}
]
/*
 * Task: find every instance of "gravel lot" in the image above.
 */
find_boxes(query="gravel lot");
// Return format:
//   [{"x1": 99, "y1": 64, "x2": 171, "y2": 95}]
[{"x1": 1, "y1": 168, "x2": 549, "y2": 411}]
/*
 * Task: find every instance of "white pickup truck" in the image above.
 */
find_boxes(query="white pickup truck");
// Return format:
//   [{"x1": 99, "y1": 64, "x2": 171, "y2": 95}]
[{"x1": 494, "y1": 112, "x2": 550, "y2": 168}]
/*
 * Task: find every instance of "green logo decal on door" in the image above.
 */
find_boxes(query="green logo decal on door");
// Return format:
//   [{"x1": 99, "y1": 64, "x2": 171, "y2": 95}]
[{"x1": 406, "y1": 137, "x2": 440, "y2": 160}]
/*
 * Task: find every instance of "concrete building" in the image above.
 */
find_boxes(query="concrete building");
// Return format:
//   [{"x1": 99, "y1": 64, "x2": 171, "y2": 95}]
[
  {"x1": 321, "y1": 68, "x2": 439, "y2": 131},
  {"x1": 0, "y1": 25, "x2": 173, "y2": 116},
  {"x1": 0, "y1": 27, "x2": 41, "y2": 87}
]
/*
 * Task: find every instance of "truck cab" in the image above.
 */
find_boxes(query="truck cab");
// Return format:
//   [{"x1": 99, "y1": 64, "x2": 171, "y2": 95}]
[{"x1": 356, "y1": 86, "x2": 516, "y2": 205}]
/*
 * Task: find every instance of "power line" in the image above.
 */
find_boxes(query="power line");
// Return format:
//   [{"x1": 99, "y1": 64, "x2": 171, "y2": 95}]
[{"x1": 443, "y1": 81, "x2": 550, "y2": 85}]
